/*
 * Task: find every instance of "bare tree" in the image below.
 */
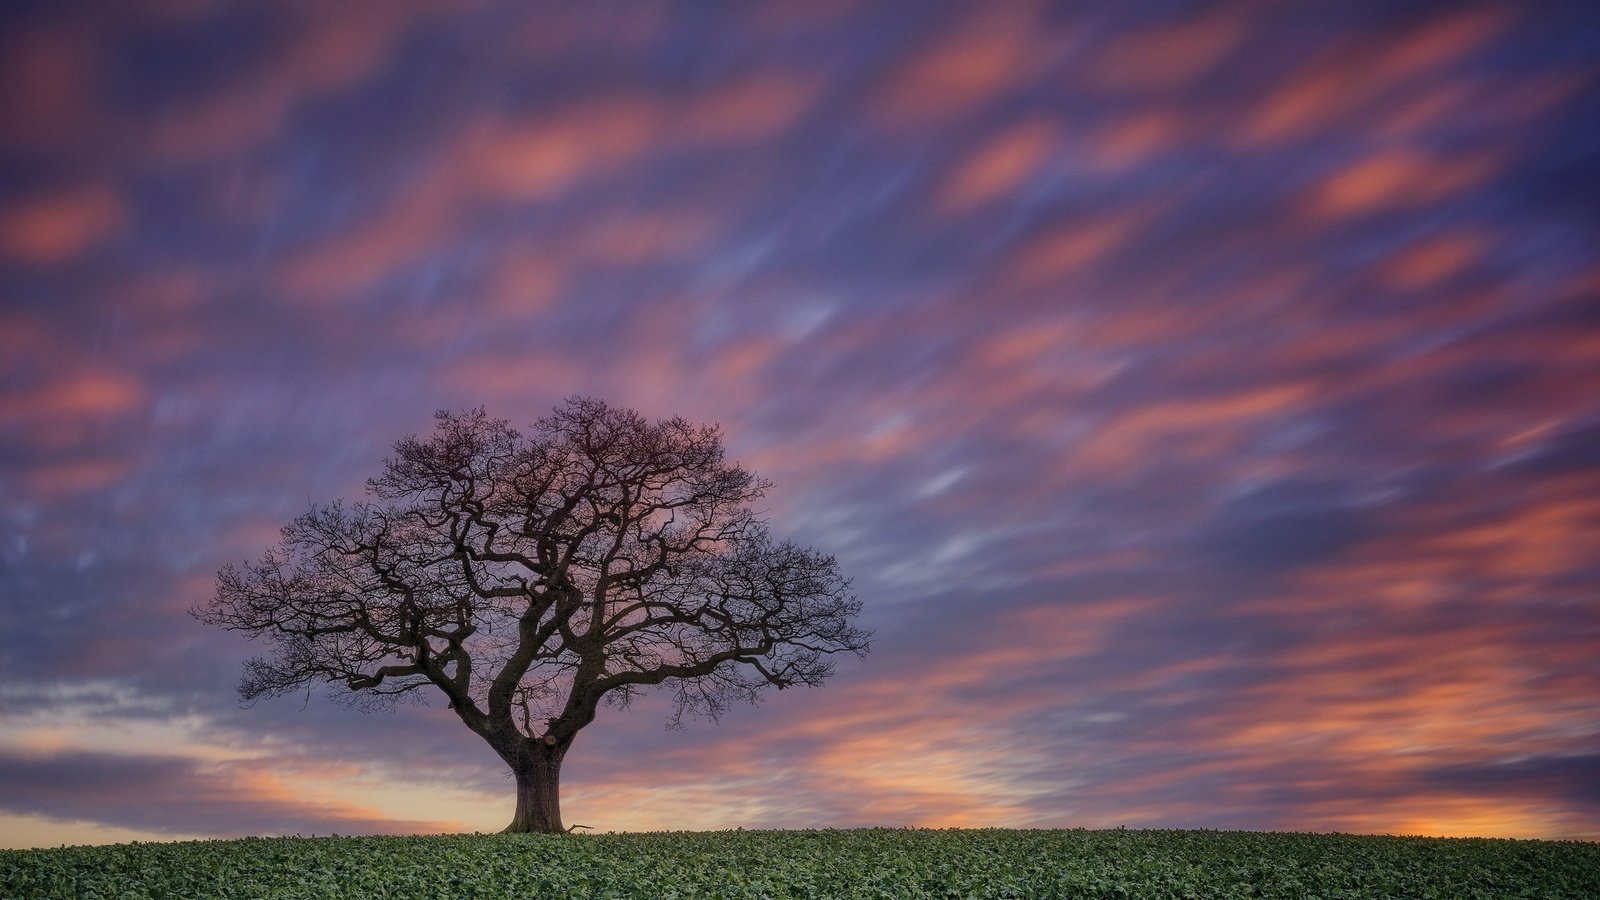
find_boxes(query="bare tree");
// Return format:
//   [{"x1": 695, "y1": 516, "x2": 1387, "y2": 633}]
[{"x1": 196, "y1": 398, "x2": 869, "y2": 834}]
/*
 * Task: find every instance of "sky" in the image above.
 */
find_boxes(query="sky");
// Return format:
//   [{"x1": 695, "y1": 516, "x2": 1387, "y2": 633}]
[{"x1": 1, "y1": 0, "x2": 1598, "y2": 849}]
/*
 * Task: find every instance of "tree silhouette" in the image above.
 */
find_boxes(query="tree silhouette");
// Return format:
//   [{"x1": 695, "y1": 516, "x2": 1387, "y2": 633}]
[{"x1": 196, "y1": 398, "x2": 869, "y2": 833}]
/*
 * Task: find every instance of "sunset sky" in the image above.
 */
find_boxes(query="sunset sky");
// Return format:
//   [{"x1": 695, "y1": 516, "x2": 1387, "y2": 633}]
[{"x1": 2, "y1": 1, "x2": 1598, "y2": 849}]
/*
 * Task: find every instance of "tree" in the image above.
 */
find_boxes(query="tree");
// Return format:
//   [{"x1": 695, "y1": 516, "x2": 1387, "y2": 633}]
[{"x1": 196, "y1": 398, "x2": 869, "y2": 834}]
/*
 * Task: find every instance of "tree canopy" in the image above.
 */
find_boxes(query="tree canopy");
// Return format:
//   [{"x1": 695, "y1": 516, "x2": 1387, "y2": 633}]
[{"x1": 198, "y1": 398, "x2": 869, "y2": 832}]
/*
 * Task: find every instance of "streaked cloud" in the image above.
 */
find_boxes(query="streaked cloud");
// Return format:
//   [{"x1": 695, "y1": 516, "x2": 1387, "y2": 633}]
[
  {"x1": 1, "y1": 0, "x2": 1596, "y2": 848},
  {"x1": 0, "y1": 184, "x2": 125, "y2": 265}
]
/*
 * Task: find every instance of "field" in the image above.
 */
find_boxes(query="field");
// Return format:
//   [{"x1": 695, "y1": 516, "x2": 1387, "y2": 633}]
[{"x1": 3, "y1": 827, "x2": 1597, "y2": 899}]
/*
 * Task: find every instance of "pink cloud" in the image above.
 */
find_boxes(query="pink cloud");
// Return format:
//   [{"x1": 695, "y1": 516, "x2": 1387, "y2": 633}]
[
  {"x1": 461, "y1": 99, "x2": 664, "y2": 201},
  {"x1": 1085, "y1": 12, "x2": 1248, "y2": 94},
  {"x1": 0, "y1": 184, "x2": 125, "y2": 265},
  {"x1": 678, "y1": 71, "x2": 826, "y2": 144},
  {"x1": 0, "y1": 25, "x2": 99, "y2": 150},
  {"x1": 1303, "y1": 147, "x2": 1501, "y2": 221},
  {"x1": 934, "y1": 117, "x2": 1061, "y2": 212},
  {"x1": 871, "y1": 4, "x2": 1061, "y2": 126}
]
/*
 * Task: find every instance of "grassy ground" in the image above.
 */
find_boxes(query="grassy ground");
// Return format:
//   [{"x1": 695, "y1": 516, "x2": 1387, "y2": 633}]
[{"x1": 3, "y1": 827, "x2": 1596, "y2": 899}]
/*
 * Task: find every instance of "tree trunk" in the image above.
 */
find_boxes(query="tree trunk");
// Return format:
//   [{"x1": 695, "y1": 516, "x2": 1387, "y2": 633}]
[{"x1": 504, "y1": 739, "x2": 568, "y2": 834}]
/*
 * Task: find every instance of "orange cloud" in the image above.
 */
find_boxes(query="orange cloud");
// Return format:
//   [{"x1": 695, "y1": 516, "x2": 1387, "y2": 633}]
[
  {"x1": 480, "y1": 251, "x2": 564, "y2": 317},
  {"x1": 706, "y1": 337, "x2": 786, "y2": 387},
  {"x1": 1365, "y1": 5, "x2": 1511, "y2": 85},
  {"x1": 0, "y1": 362, "x2": 147, "y2": 499},
  {"x1": 1304, "y1": 147, "x2": 1499, "y2": 220},
  {"x1": 1337, "y1": 798, "x2": 1594, "y2": 842},
  {"x1": 873, "y1": 5, "x2": 1057, "y2": 125},
  {"x1": 935, "y1": 118, "x2": 1059, "y2": 212},
  {"x1": 277, "y1": 182, "x2": 456, "y2": 301},
  {"x1": 138, "y1": 4, "x2": 434, "y2": 162},
  {"x1": 0, "y1": 184, "x2": 125, "y2": 265},
  {"x1": 0, "y1": 25, "x2": 98, "y2": 149},
  {"x1": 1063, "y1": 383, "x2": 1314, "y2": 477},
  {"x1": 1152, "y1": 458, "x2": 1600, "y2": 839},
  {"x1": 578, "y1": 596, "x2": 1162, "y2": 830},
  {"x1": 1086, "y1": 109, "x2": 1184, "y2": 171},
  {"x1": 275, "y1": 93, "x2": 687, "y2": 303},
  {"x1": 1238, "y1": 7, "x2": 1510, "y2": 150},
  {"x1": 1086, "y1": 13, "x2": 1247, "y2": 93},
  {"x1": 1006, "y1": 209, "x2": 1149, "y2": 287},
  {"x1": 1379, "y1": 231, "x2": 1490, "y2": 291},
  {"x1": 974, "y1": 317, "x2": 1079, "y2": 369},
  {"x1": 279, "y1": 3, "x2": 415, "y2": 94},
  {"x1": 505, "y1": 1, "x2": 666, "y2": 58},
  {"x1": 1242, "y1": 67, "x2": 1349, "y2": 147},
  {"x1": 213, "y1": 762, "x2": 469, "y2": 836},
  {"x1": 21, "y1": 458, "x2": 136, "y2": 497},
  {"x1": 571, "y1": 209, "x2": 719, "y2": 266},
  {"x1": 1372, "y1": 79, "x2": 1477, "y2": 139},
  {"x1": 1298, "y1": 303, "x2": 1600, "y2": 440},
  {"x1": 0, "y1": 370, "x2": 145, "y2": 420},
  {"x1": 679, "y1": 72, "x2": 825, "y2": 144},
  {"x1": 463, "y1": 99, "x2": 662, "y2": 201},
  {"x1": 1407, "y1": 484, "x2": 1600, "y2": 585},
  {"x1": 948, "y1": 316, "x2": 1128, "y2": 432},
  {"x1": 141, "y1": 78, "x2": 298, "y2": 164}
]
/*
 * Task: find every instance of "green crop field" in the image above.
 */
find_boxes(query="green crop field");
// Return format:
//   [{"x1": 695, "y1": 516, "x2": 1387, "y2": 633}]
[{"x1": 3, "y1": 827, "x2": 1596, "y2": 899}]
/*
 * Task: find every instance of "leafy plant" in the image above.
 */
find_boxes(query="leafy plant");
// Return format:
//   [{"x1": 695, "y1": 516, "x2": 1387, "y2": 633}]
[{"x1": 3, "y1": 828, "x2": 1596, "y2": 899}]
